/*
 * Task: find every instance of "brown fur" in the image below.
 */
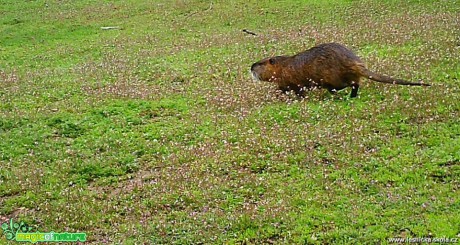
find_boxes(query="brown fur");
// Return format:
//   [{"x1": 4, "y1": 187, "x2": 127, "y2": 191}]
[{"x1": 251, "y1": 43, "x2": 430, "y2": 98}]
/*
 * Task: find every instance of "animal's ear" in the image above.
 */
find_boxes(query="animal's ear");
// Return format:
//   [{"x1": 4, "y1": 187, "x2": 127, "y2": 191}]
[{"x1": 269, "y1": 58, "x2": 276, "y2": 65}]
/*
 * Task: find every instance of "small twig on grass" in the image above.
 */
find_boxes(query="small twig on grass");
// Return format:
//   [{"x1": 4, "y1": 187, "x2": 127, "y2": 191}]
[
  {"x1": 186, "y1": 2, "x2": 213, "y2": 17},
  {"x1": 206, "y1": 2, "x2": 213, "y2": 12},
  {"x1": 101, "y1": 26, "x2": 121, "y2": 30},
  {"x1": 242, "y1": 29, "x2": 257, "y2": 36}
]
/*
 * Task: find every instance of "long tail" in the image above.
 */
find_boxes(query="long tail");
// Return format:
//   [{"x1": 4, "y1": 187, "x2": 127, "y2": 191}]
[{"x1": 358, "y1": 66, "x2": 431, "y2": 86}]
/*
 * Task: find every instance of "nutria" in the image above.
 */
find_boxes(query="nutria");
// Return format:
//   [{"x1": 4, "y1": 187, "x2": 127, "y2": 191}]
[{"x1": 251, "y1": 43, "x2": 430, "y2": 98}]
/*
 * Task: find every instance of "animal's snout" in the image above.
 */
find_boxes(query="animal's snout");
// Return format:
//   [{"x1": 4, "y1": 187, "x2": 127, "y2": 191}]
[
  {"x1": 250, "y1": 62, "x2": 258, "y2": 72},
  {"x1": 250, "y1": 63, "x2": 261, "y2": 81}
]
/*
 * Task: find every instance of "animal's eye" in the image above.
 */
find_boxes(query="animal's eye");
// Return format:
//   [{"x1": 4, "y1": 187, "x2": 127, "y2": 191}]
[{"x1": 269, "y1": 58, "x2": 275, "y2": 65}]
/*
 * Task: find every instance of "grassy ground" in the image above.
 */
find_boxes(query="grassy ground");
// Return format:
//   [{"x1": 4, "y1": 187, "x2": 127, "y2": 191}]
[{"x1": 1, "y1": 0, "x2": 459, "y2": 244}]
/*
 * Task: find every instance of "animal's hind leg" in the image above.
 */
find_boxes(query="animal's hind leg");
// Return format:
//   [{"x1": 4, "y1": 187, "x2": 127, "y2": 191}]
[
  {"x1": 350, "y1": 80, "x2": 360, "y2": 98},
  {"x1": 342, "y1": 75, "x2": 361, "y2": 98}
]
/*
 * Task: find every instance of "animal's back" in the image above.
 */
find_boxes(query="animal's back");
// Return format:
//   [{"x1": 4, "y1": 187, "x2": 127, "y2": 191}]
[
  {"x1": 294, "y1": 43, "x2": 362, "y2": 68},
  {"x1": 289, "y1": 43, "x2": 363, "y2": 90}
]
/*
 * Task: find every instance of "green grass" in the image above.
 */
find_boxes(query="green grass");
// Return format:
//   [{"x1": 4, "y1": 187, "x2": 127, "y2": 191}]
[{"x1": 1, "y1": 0, "x2": 460, "y2": 244}]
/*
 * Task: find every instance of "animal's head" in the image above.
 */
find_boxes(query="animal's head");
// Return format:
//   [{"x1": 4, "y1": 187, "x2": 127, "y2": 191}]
[{"x1": 250, "y1": 56, "x2": 287, "y2": 83}]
